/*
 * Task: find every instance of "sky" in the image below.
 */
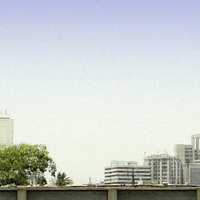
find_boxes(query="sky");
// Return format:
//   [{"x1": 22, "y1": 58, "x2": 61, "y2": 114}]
[{"x1": 0, "y1": 0, "x2": 200, "y2": 184}]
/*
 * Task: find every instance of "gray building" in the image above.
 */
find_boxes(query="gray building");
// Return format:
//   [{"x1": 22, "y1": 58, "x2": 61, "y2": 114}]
[
  {"x1": 174, "y1": 144, "x2": 193, "y2": 184},
  {"x1": 144, "y1": 154, "x2": 183, "y2": 185},
  {"x1": 192, "y1": 134, "x2": 200, "y2": 160},
  {"x1": 174, "y1": 144, "x2": 193, "y2": 164},
  {"x1": 188, "y1": 161, "x2": 200, "y2": 185},
  {"x1": 104, "y1": 161, "x2": 151, "y2": 185},
  {"x1": 174, "y1": 134, "x2": 200, "y2": 185}
]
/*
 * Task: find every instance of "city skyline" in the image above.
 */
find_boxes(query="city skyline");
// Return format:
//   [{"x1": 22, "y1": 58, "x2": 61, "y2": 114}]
[{"x1": 1, "y1": 0, "x2": 200, "y2": 184}]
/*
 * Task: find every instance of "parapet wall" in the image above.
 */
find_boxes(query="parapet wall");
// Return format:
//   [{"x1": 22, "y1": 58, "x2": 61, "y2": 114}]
[{"x1": 1, "y1": 186, "x2": 199, "y2": 200}]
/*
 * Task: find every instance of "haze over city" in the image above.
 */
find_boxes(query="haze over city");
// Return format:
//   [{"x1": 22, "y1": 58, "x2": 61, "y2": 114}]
[{"x1": 1, "y1": 0, "x2": 200, "y2": 184}]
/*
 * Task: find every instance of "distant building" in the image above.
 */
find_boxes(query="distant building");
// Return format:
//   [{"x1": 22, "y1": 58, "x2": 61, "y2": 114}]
[
  {"x1": 104, "y1": 160, "x2": 151, "y2": 185},
  {"x1": 192, "y1": 134, "x2": 200, "y2": 160},
  {"x1": 144, "y1": 154, "x2": 183, "y2": 185},
  {"x1": 188, "y1": 161, "x2": 200, "y2": 185},
  {"x1": 174, "y1": 144, "x2": 193, "y2": 164},
  {"x1": 174, "y1": 134, "x2": 200, "y2": 185},
  {"x1": 0, "y1": 113, "x2": 14, "y2": 146},
  {"x1": 174, "y1": 144, "x2": 193, "y2": 183}
]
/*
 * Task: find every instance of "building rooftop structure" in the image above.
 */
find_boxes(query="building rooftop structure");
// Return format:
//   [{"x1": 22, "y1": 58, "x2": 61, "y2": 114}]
[{"x1": 109, "y1": 160, "x2": 138, "y2": 167}]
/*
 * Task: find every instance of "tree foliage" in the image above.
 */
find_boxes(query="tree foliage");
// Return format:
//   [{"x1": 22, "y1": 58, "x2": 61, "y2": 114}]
[
  {"x1": 36, "y1": 175, "x2": 47, "y2": 186},
  {"x1": 0, "y1": 144, "x2": 56, "y2": 186},
  {"x1": 56, "y1": 172, "x2": 73, "y2": 186}
]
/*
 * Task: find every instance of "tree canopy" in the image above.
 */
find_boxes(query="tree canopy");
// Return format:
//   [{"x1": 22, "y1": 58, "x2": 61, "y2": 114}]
[
  {"x1": 56, "y1": 172, "x2": 73, "y2": 186},
  {"x1": 0, "y1": 144, "x2": 56, "y2": 186}
]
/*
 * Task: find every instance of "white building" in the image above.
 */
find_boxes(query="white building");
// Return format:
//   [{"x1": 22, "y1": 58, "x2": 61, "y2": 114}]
[
  {"x1": 144, "y1": 154, "x2": 183, "y2": 185},
  {"x1": 104, "y1": 160, "x2": 151, "y2": 185},
  {"x1": 0, "y1": 113, "x2": 14, "y2": 146}
]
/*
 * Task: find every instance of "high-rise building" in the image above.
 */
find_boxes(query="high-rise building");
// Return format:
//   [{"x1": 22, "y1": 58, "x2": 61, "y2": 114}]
[
  {"x1": 188, "y1": 160, "x2": 200, "y2": 185},
  {"x1": 174, "y1": 134, "x2": 200, "y2": 185},
  {"x1": 174, "y1": 144, "x2": 193, "y2": 184},
  {"x1": 174, "y1": 144, "x2": 193, "y2": 164},
  {"x1": 104, "y1": 161, "x2": 151, "y2": 185},
  {"x1": 0, "y1": 113, "x2": 14, "y2": 146},
  {"x1": 192, "y1": 134, "x2": 200, "y2": 160},
  {"x1": 144, "y1": 154, "x2": 183, "y2": 185}
]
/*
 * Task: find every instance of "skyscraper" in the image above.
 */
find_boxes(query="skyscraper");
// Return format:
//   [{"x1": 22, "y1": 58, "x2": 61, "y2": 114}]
[
  {"x1": 192, "y1": 134, "x2": 200, "y2": 160},
  {"x1": 0, "y1": 112, "x2": 14, "y2": 146},
  {"x1": 174, "y1": 144, "x2": 193, "y2": 183},
  {"x1": 174, "y1": 134, "x2": 200, "y2": 185},
  {"x1": 188, "y1": 160, "x2": 200, "y2": 185}
]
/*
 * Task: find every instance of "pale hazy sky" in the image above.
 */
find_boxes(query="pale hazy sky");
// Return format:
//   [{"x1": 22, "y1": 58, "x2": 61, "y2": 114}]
[{"x1": 1, "y1": 0, "x2": 200, "y2": 184}]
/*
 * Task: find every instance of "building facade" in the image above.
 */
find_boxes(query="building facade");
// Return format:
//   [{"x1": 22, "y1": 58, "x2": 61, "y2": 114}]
[
  {"x1": 0, "y1": 114, "x2": 14, "y2": 146},
  {"x1": 192, "y1": 134, "x2": 200, "y2": 160},
  {"x1": 174, "y1": 144, "x2": 193, "y2": 184},
  {"x1": 104, "y1": 161, "x2": 151, "y2": 185},
  {"x1": 174, "y1": 134, "x2": 200, "y2": 185},
  {"x1": 188, "y1": 161, "x2": 200, "y2": 185},
  {"x1": 174, "y1": 144, "x2": 193, "y2": 164},
  {"x1": 144, "y1": 154, "x2": 183, "y2": 185}
]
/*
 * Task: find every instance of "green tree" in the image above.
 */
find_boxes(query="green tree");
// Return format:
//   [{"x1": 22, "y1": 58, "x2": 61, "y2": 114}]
[
  {"x1": 56, "y1": 172, "x2": 73, "y2": 186},
  {"x1": 36, "y1": 175, "x2": 47, "y2": 186},
  {"x1": 0, "y1": 144, "x2": 56, "y2": 186}
]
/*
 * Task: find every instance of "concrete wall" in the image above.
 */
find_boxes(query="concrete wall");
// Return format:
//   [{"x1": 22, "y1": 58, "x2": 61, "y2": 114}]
[
  {"x1": 0, "y1": 190, "x2": 17, "y2": 200},
  {"x1": 118, "y1": 190, "x2": 196, "y2": 200},
  {"x1": 0, "y1": 187, "x2": 199, "y2": 200},
  {"x1": 27, "y1": 190, "x2": 107, "y2": 200}
]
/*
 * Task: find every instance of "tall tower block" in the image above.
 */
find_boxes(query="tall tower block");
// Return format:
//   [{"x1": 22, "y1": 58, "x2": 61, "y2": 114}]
[
  {"x1": 0, "y1": 111, "x2": 14, "y2": 146},
  {"x1": 192, "y1": 134, "x2": 200, "y2": 160}
]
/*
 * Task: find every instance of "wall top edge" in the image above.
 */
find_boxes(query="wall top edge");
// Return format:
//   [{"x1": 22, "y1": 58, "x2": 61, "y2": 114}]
[{"x1": 0, "y1": 186, "x2": 199, "y2": 191}]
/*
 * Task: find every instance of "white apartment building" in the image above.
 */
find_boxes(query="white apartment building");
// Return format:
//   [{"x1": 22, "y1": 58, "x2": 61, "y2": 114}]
[
  {"x1": 104, "y1": 161, "x2": 151, "y2": 185},
  {"x1": 0, "y1": 113, "x2": 14, "y2": 146},
  {"x1": 144, "y1": 154, "x2": 183, "y2": 185}
]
